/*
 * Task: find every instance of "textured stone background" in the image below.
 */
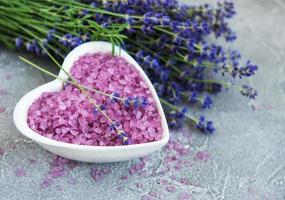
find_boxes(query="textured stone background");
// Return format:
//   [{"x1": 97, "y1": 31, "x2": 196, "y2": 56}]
[{"x1": 0, "y1": 1, "x2": 285, "y2": 199}]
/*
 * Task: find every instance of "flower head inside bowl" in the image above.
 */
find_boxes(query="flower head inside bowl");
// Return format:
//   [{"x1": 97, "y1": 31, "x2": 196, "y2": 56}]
[{"x1": 13, "y1": 41, "x2": 169, "y2": 163}]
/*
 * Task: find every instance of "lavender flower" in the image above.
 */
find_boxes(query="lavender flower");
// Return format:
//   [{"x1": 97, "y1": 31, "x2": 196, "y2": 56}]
[
  {"x1": 189, "y1": 92, "x2": 198, "y2": 103},
  {"x1": 117, "y1": 130, "x2": 131, "y2": 145},
  {"x1": 15, "y1": 37, "x2": 23, "y2": 48},
  {"x1": 240, "y1": 85, "x2": 258, "y2": 99},
  {"x1": 59, "y1": 34, "x2": 72, "y2": 46},
  {"x1": 202, "y1": 96, "x2": 213, "y2": 109},
  {"x1": 195, "y1": 116, "x2": 215, "y2": 134},
  {"x1": 168, "y1": 107, "x2": 189, "y2": 129},
  {"x1": 110, "y1": 92, "x2": 120, "y2": 102},
  {"x1": 121, "y1": 96, "x2": 148, "y2": 109},
  {"x1": 25, "y1": 42, "x2": 33, "y2": 51},
  {"x1": 47, "y1": 29, "x2": 56, "y2": 41},
  {"x1": 238, "y1": 61, "x2": 258, "y2": 78}
]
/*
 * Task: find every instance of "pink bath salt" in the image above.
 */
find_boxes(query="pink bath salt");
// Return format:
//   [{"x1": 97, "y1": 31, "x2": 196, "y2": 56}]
[
  {"x1": 29, "y1": 159, "x2": 37, "y2": 164},
  {"x1": 67, "y1": 178, "x2": 78, "y2": 185},
  {"x1": 195, "y1": 151, "x2": 210, "y2": 161},
  {"x1": 120, "y1": 175, "x2": 128, "y2": 180},
  {"x1": 40, "y1": 178, "x2": 53, "y2": 189},
  {"x1": 175, "y1": 164, "x2": 183, "y2": 170},
  {"x1": 0, "y1": 147, "x2": 5, "y2": 156},
  {"x1": 15, "y1": 168, "x2": 26, "y2": 177},
  {"x1": 136, "y1": 182, "x2": 144, "y2": 189},
  {"x1": 0, "y1": 89, "x2": 8, "y2": 96},
  {"x1": 117, "y1": 186, "x2": 125, "y2": 192},
  {"x1": 148, "y1": 190, "x2": 162, "y2": 198},
  {"x1": 157, "y1": 178, "x2": 167, "y2": 185},
  {"x1": 0, "y1": 106, "x2": 6, "y2": 113},
  {"x1": 141, "y1": 195, "x2": 153, "y2": 200},
  {"x1": 27, "y1": 53, "x2": 163, "y2": 146},
  {"x1": 91, "y1": 167, "x2": 103, "y2": 182},
  {"x1": 128, "y1": 160, "x2": 146, "y2": 175},
  {"x1": 166, "y1": 185, "x2": 176, "y2": 193},
  {"x1": 5, "y1": 74, "x2": 12, "y2": 80},
  {"x1": 179, "y1": 192, "x2": 191, "y2": 200},
  {"x1": 179, "y1": 178, "x2": 192, "y2": 185},
  {"x1": 102, "y1": 167, "x2": 112, "y2": 174}
]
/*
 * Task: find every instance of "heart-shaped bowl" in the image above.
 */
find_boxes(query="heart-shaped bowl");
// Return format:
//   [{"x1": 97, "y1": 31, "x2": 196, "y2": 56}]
[{"x1": 13, "y1": 41, "x2": 169, "y2": 163}]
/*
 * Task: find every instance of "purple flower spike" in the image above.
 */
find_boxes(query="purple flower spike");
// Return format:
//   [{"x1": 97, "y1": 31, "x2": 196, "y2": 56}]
[{"x1": 202, "y1": 96, "x2": 212, "y2": 109}]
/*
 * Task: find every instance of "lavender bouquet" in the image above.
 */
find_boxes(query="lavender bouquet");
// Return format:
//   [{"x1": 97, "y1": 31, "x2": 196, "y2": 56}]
[{"x1": 0, "y1": 0, "x2": 258, "y2": 134}]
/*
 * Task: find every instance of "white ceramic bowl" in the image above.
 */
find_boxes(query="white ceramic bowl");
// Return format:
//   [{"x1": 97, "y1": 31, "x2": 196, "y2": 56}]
[{"x1": 13, "y1": 41, "x2": 169, "y2": 163}]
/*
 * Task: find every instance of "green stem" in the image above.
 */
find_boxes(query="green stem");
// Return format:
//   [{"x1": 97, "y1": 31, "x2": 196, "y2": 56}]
[
  {"x1": 180, "y1": 92, "x2": 204, "y2": 104},
  {"x1": 159, "y1": 98, "x2": 197, "y2": 123},
  {"x1": 52, "y1": 0, "x2": 142, "y2": 19}
]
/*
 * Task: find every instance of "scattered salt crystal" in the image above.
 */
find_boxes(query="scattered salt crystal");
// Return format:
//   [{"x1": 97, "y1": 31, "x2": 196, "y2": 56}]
[
  {"x1": 117, "y1": 186, "x2": 125, "y2": 192},
  {"x1": 175, "y1": 164, "x2": 183, "y2": 170},
  {"x1": 141, "y1": 195, "x2": 152, "y2": 200},
  {"x1": 15, "y1": 168, "x2": 26, "y2": 177},
  {"x1": 40, "y1": 178, "x2": 53, "y2": 189},
  {"x1": 120, "y1": 175, "x2": 128, "y2": 180},
  {"x1": 29, "y1": 159, "x2": 37, "y2": 164},
  {"x1": 5, "y1": 74, "x2": 11, "y2": 80},
  {"x1": 179, "y1": 178, "x2": 191, "y2": 185},
  {"x1": 195, "y1": 151, "x2": 210, "y2": 161},
  {"x1": 148, "y1": 190, "x2": 161, "y2": 198},
  {"x1": 136, "y1": 182, "x2": 144, "y2": 189},
  {"x1": 179, "y1": 192, "x2": 191, "y2": 200},
  {"x1": 0, "y1": 106, "x2": 6, "y2": 113},
  {"x1": 166, "y1": 185, "x2": 176, "y2": 193},
  {"x1": 0, "y1": 147, "x2": 6, "y2": 156},
  {"x1": 156, "y1": 178, "x2": 167, "y2": 185},
  {"x1": 102, "y1": 167, "x2": 111, "y2": 174}
]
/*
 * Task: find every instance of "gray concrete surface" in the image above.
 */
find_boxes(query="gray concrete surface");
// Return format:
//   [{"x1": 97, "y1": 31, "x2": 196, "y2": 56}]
[{"x1": 0, "y1": 1, "x2": 285, "y2": 199}]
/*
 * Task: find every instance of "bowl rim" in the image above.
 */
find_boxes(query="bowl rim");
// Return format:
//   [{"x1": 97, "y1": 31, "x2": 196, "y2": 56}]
[{"x1": 13, "y1": 41, "x2": 170, "y2": 151}]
